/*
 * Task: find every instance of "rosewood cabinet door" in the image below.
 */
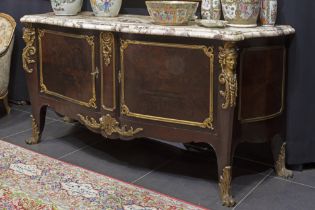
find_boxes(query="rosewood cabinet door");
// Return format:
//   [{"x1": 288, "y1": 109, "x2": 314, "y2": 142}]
[
  {"x1": 120, "y1": 40, "x2": 214, "y2": 130},
  {"x1": 38, "y1": 29, "x2": 98, "y2": 109},
  {"x1": 239, "y1": 46, "x2": 286, "y2": 123}
]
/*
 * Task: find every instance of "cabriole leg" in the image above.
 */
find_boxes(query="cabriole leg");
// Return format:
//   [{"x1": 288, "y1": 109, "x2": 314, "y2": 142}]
[{"x1": 216, "y1": 41, "x2": 238, "y2": 207}]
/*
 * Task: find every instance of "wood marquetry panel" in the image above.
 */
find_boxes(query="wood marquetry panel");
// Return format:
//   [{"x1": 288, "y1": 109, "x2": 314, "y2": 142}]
[
  {"x1": 120, "y1": 40, "x2": 214, "y2": 129},
  {"x1": 39, "y1": 29, "x2": 97, "y2": 108},
  {"x1": 239, "y1": 46, "x2": 285, "y2": 122}
]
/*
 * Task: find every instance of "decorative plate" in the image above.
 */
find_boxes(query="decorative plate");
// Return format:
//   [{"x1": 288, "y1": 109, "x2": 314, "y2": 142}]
[{"x1": 195, "y1": 19, "x2": 228, "y2": 28}]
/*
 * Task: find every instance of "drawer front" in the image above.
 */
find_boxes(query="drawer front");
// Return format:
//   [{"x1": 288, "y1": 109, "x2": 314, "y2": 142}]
[
  {"x1": 120, "y1": 39, "x2": 214, "y2": 130},
  {"x1": 38, "y1": 29, "x2": 97, "y2": 109}
]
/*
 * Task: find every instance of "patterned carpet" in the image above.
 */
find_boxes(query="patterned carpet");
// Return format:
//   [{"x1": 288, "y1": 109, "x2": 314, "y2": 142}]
[{"x1": 0, "y1": 140, "x2": 206, "y2": 210}]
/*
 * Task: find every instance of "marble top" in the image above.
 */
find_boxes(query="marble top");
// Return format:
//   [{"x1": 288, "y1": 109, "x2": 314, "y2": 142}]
[{"x1": 21, "y1": 12, "x2": 295, "y2": 41}]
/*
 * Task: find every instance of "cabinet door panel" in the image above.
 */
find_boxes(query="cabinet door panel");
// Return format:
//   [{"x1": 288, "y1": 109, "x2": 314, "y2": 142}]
[
  {"x1": 39, "y1": 29, "x2": 97, "y2": 109},
  {"x1": 120, "y1": 40, "x2": 214, "y2": 129},
  {"x1": 239, "y1": 46, "x2": 285, "y2": 122}
]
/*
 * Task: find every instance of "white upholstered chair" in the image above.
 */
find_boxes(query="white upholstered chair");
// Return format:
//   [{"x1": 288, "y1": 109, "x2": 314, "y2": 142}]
[{"x1": 0, "y1": 13, "x2": 16, "y2": 114}]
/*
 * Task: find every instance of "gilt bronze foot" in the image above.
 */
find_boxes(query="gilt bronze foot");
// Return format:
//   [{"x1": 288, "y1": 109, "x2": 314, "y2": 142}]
[
  {"x1": 219, "y1": 166, "x2": 236, "y2": 207},
  {"x1": 275, "y1": 143, "x2": 293, "y2": 178},
  {"x1": 26, "y1": 136, "x2": 40, "y2": 145},
  {"x1": 26, "y1": 115, "x2": 41, "y2": 145}
]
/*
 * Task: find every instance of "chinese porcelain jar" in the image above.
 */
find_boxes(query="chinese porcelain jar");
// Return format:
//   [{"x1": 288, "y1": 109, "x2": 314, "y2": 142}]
[
  {"x1": 51, "y1": 0, "x2": 83, "y2": 16},
  {"x1": 221, "y1": 0, "x2": 261, "y2": 27},
  {"x1": 201, "y1": 0, "x2": 221, "y2": 20},
  {"x1": 260, "y1": 0, "x2": 277, "y2": 26},
  {"x1": 90, "y1": 0, "x2": 122, "y2": 17}
]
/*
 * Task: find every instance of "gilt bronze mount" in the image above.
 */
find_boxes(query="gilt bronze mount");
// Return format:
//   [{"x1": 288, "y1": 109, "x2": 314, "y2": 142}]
[
  {"x1": 219, "y1": 42, "x2": 238, "y2": 109},
  {"x1": 77, "y1": 114, "x2": 143, "y2": 137},
  {"x1": 22, "y1": 25, "x2": 36, "y2": 74}
]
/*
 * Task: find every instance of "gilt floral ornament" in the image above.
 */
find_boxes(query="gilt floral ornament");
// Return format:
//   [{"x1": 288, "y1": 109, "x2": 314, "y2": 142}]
[{"x1": 221, "y1": 0, "x2": 261, "y2": 27}]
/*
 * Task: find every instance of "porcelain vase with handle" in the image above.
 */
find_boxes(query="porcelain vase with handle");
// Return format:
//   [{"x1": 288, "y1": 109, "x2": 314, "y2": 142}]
[{"x1": 260, "y1": 0, "x2": 277, "y2": 26}]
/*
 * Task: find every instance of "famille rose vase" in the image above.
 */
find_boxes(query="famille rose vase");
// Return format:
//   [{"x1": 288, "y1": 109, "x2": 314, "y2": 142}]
[
  {"x1": 51, "y1": 0, "x2": 83, "y2": 16},
  {"x1": 221, "y1": 0, "x2": 261, "y2": 27},
  {"x1": 260, "y1": 0, "x2": 277, "y2": 26},
  {"x1": 201, "y1": 0, "x2": 222, "y2": 20},
  {"x1": 90, "y1": 0, "x2": 122, "y2": 17}
]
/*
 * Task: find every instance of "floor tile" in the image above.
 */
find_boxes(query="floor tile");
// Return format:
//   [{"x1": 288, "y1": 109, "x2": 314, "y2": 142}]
[
  {"x1": 11, "y1": 104, "x2": 66, "y2": 121},
  {"x1": 2, "y1": 105, "x2": 315, "y2": 210},
  {"x1": 182, "y1": 144, "x2": 272, "y2": 175},
  {"x1": 235, "y1": 176, "x2": 315, "y2": 210},
  {"x1": 271, "y1": 165, "x2": 315, "y2": 189},
  {"x1": 3, "y1": 121, "x2": 100, "y2": 159},
  {"x1": 10, "y1": 104, "x2": 32, "y2": 113},
  {"x1": 134, "y1": 151, "x2": 270, "y2": 210},
  {"x1": 60, "y1": 138, "x2": 180, "y2": 183},
  {"x1": 179, "y1": 142, "x2": 274, "y2": 172},
  {"x1": 0, "y1": 108, "x2": 53, "y2": 138},
  {"x1": 291, "y1": 164, "x2": 315, "y2": 187},
  {"x1": 46, "y1": 108, "x2": 67, "y2": 121}
]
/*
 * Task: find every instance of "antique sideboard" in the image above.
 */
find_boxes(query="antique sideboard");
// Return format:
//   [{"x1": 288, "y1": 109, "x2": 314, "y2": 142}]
[{"x1": 21, "y1": 12, "x2": 295, "y2": 207}]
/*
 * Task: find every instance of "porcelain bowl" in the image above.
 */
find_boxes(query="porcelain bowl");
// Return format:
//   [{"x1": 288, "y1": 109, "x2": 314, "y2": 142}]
[
  {"x1": 195, "y1": 19, "x2": 228, "y2": 28},
  {"x1": 221, "y1": 0, "x2": 261, "y2": 27},
  {"x1": 146, "y1": 1, "x2": 199, "y2": 26}
]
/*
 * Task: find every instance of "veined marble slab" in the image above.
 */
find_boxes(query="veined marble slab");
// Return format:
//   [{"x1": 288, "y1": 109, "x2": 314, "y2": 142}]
[{"x1": 21, "y1": 12, "x2": 295, "y2": 41}]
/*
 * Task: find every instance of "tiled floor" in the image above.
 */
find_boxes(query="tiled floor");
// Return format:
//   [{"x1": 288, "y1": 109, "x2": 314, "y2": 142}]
[{"x1": 1, "y1": 105, "x2": 315, "y2": 210}]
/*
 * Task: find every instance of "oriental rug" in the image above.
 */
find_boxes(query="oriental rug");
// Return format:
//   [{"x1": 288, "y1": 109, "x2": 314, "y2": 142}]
[{"x1": 0, "y1": 140, "x2": 206, "y2": 210}]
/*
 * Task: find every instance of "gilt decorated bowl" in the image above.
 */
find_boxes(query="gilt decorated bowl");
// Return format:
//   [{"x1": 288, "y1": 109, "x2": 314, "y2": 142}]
[
  {"x1": 221, "y1": 0, "x2": 261, "y2": 27},
  {"x1": 146, "y1": 1, "x2": 199, "y2": 26}
]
